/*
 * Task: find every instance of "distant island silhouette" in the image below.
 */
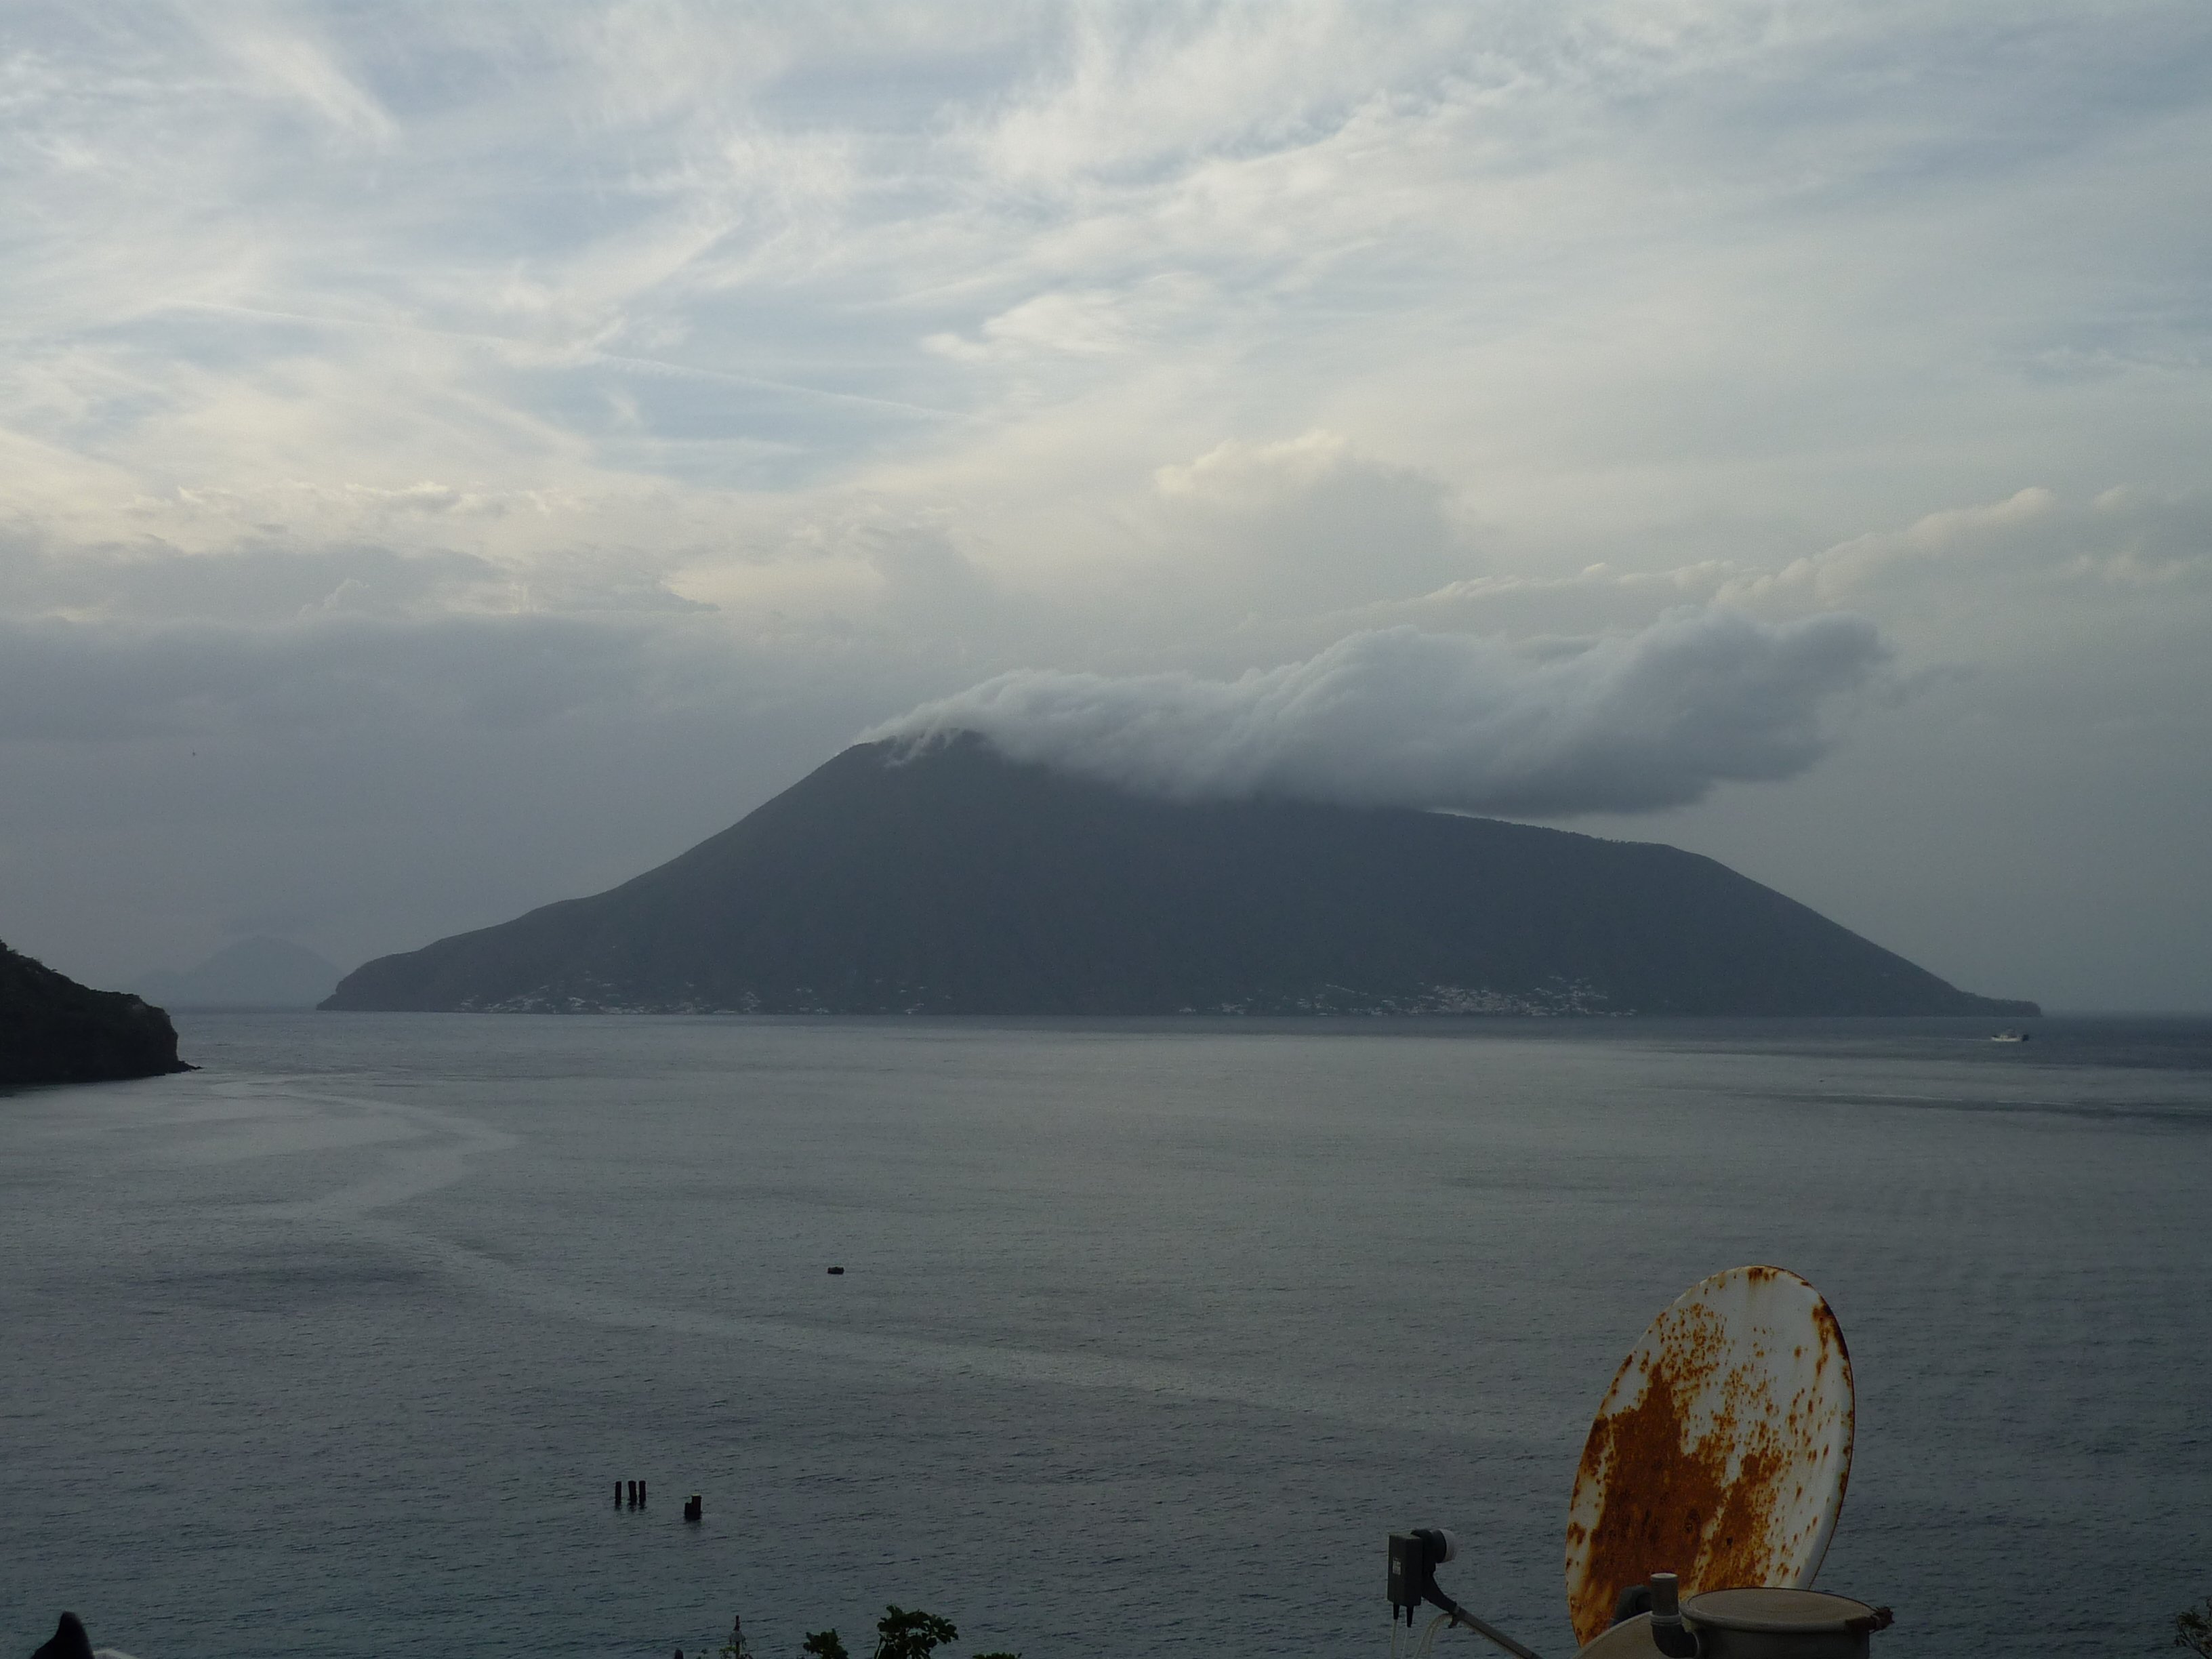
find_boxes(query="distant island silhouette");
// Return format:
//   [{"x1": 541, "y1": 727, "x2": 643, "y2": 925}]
[
  {"x1": 324, "y1": 735, "x2": 2041, "y2": 1019},
  {"x1": 2, "y1": 941, "x2": 191, "y2": 1086},
  {"x1": 135, "y1": 937, "x2": 342, "y2": 1010}
]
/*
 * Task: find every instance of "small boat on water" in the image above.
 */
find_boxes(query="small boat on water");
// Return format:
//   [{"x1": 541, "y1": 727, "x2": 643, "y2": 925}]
[{"x1": 1990, "y1": 1029, "x2": 2031, "y2": 1043}]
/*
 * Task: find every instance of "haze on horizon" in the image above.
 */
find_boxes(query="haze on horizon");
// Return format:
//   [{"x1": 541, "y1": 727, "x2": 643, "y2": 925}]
[{"x1": 2, "y1": 3, "x2": 2207, "y2": 1012}]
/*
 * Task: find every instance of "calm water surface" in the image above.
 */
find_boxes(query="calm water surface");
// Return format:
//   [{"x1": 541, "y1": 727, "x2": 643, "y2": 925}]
[{"x1": 3, "y1": 1015, "x2": 2207, "y2": 1659}]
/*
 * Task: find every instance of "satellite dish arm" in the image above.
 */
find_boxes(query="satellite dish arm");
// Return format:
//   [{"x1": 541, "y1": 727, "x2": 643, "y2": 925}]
[
  {"x1": 1393, "y1": 1530, "x2": 1547, "y2": 1659},
  {"x1": 1425, "y1": 1591, "x2": 1547, "y2": 1659}
]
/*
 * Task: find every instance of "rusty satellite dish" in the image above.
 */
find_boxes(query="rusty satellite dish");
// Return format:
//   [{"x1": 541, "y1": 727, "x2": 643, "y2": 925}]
[{"x1": 1562, "y1": 1266, "x2": 1854, "y2": 1647}]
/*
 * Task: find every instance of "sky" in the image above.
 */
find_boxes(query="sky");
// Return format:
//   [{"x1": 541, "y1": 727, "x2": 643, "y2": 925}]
[{"x1": 2, "y1": 1, "x2": 2209, "y2": 1011}]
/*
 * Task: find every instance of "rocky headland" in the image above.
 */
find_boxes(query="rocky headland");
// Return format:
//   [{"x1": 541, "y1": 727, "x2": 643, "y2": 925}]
[{"x1": 1, "y1": 940, "x2": 192, "y2": 1088}]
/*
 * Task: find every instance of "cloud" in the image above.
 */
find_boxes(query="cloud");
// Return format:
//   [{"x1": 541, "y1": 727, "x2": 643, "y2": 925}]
[
  {"x1": 868, "y1": 607, "x2": 1887, "y2": 817},
  {"x1": 0, "y1": 611, "x2": 703, "y2": 742},
  {"x1": 0, "y1": 530, "x2": 723, "y2": 625},
  {"x1": 1373, "y1": 484, "x2": 2212, "y2": 656},
  {"x1": 194, "y1": 6, "x2": 398, "y2": 148},
  {"x1": 1128, "y1": 432, "x2": 1473, "y2": 623},
  {"x1": 0, "y1": 4, "x2": 2207, "y2": 1007},
  {"x1": 0, "y1": 537, "x2": 507, "y2": 622},
  {"x1": 1725, "y1": 487, "x2": 2063, "y2": 605},
  {"x1": 3, "y1": 3, "x2": 2206, "y2": 588}
]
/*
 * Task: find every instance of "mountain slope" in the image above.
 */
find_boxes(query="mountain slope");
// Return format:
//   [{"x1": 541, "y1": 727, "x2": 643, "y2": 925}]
[
  {"x1": 324, "y1": 737, "x2": 2039, "y2": 1018},
  {"x1": 2, "y1": 940, "x2": 192, "y2": 1086}
]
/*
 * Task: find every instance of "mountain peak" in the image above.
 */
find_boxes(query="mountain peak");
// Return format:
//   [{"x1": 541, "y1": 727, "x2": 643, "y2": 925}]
[{"x1": 136, "y1": 937, "x2": 343, "y2": 1010}]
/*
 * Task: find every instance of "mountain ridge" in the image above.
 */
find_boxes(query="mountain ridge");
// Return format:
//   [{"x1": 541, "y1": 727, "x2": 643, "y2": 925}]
[{"x1": 325, "y1": 737, "x2": 2037, "y2": 1019}]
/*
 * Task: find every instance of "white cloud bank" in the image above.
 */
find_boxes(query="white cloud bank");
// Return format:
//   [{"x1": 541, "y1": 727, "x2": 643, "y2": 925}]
[{"x1": 869, "y1": 608, "x2": 1885, "y2": 816}]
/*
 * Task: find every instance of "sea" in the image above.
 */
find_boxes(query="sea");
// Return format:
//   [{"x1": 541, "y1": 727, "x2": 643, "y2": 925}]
[{"x1": 3, "y1": 1014, "x2": 2208, "y2": 1659}]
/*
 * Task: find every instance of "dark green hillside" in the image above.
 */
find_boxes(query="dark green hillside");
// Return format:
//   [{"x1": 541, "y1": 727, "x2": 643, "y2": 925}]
[
  {"x1": 2, "y1": 941, "x2": 192, "y2": 1086},
  {"x1": 325, "y1": 735, "x2": 2039, "y2": 1019}
]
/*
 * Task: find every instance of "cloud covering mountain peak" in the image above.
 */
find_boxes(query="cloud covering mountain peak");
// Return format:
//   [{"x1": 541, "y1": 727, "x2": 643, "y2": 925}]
[{"x1": 869, "y1": 607, "x2": 1887, "y2": 817}]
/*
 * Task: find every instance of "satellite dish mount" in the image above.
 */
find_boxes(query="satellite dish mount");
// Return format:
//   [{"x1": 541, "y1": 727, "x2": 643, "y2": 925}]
[{"x1": 1387, "y1": 1266, "x2": 1893, "y2": 1658}]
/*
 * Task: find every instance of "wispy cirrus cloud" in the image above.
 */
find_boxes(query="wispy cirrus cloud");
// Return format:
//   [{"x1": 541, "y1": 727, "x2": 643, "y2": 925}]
[{"x1": 1, "y1": 2, "x2": 2209, "y2": 1007}]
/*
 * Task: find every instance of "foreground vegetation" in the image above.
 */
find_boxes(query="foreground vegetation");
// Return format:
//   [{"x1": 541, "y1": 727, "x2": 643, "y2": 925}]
[
  {"x1": 2176, "y1": 1596, "x2": 2212, "y2": 1656},
  {"x1": 705, "y1": 1604, "x2": 1016, "y2": 1659}
]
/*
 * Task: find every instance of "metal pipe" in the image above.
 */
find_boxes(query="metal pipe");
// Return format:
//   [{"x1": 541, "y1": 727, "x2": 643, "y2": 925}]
[{"x1": 1648, "y1": 1573, "x2": 1700, "y2": 1659}]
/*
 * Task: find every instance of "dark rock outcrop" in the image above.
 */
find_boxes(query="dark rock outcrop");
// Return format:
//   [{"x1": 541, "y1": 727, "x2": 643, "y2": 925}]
[
  {"x1": 325, "y1": 735, "x2": 2039, "y2": 1019},
  {"x1": 1, "y1": 941, "x2": 192, "y2": 1087},
  {"x1": 30, "y1": 1611, "x2": 95, "y2": 1659}
]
